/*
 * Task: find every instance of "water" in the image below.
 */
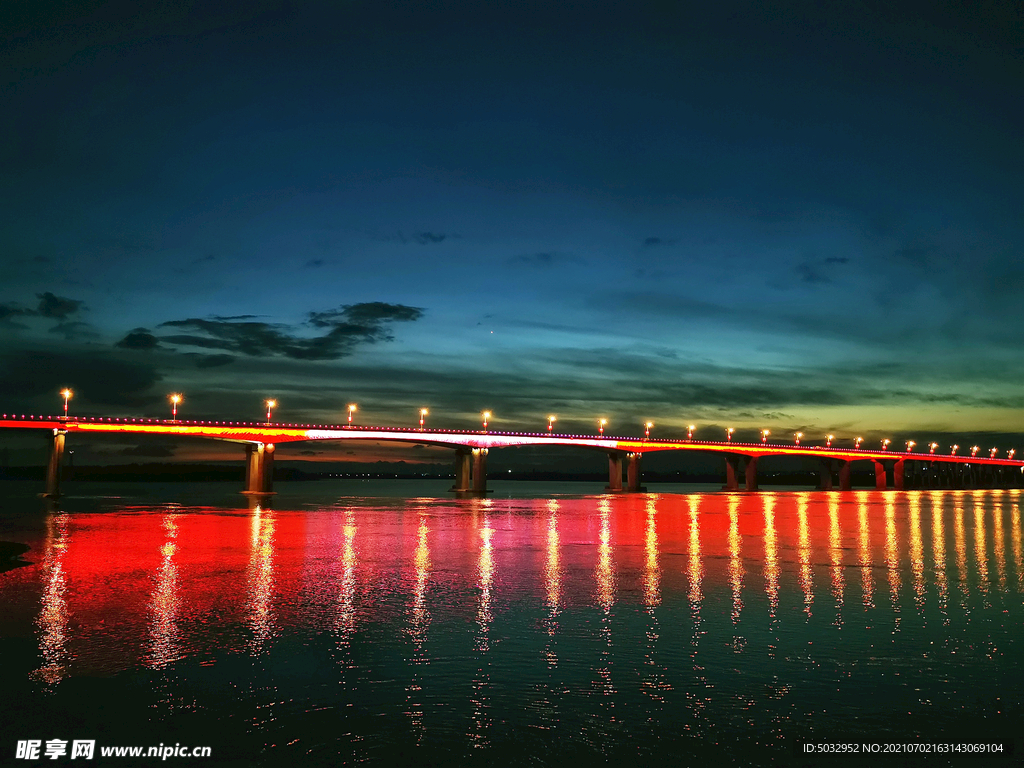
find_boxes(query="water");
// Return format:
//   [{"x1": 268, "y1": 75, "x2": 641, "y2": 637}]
[{"x1": 1, "y1": 481, "x2": 1021, "y2": 766}]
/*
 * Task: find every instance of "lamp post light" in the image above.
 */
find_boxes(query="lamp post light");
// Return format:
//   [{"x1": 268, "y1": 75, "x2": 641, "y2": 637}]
[
  {"x1": 645, "y1": 421, "x2": 653, "y2": 439},
  {"x1": 482, "y1": 411, "x2": 491, "y2": 432},
  {"x1": 761, "y1": 429, "x2": 770, "y2": 444},
  {"x1": 970, "y1": 446, "x2": 979, "y2": 458},
  {"x1": 687, "y1": 424, "x2": 695, "y2": 441},
  {"x1": 548, "y1": 415, "x2": 556, "y2": 433},
  {"x1": 60, "y1": 388, "x2": 72, "y2": 418},
  {"x1": 826, "y1": 434, "x2": 834, "y2": 448},
  {"x1": 170, "y1": 393, "x2": 182, "y2": 421},
  {"x1": 881, "y1": 439, "x2": 891, "y2": 451},
  {"x1": 855, "y1": 436, "x2": 863, "y2": 449},
  {"x1": 347, "y1": 404, "x2": 357, "y2": 426},
  {"x1": 265, "y1": 399, "x2": 276, "y2": 424},
  {"x1": 950, "y1": 444, "x2": 959, "y2": 456},
  {"x1": 1009, "y1": 449, "x2": 1016, "y2": 460},
  {"x1": 599, "y1": 418, "x2": 607, "y2": 436},
  {"x1": 726, "y1": 427, "x2": 734, "y2": 443},
  {"x1": 794, "y1": 432, "x2": 803, "y2": 446},
  {"x1": 419, "y1": 408, "x2": 428, "y2": 431},
  {"x1": 990, "y1": 447, "x2": 998, "y2": 458},
  {"x1": 929, "y1": 442, "x2": 938, "y2": 454},
  {"x1": 906, "y1": 440, "x2": 915, "y2": 452}
]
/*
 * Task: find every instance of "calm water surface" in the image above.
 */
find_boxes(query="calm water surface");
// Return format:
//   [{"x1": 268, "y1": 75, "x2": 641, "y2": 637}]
[{"x1": 0, "y1": 481, "x2": 1021, "y2": 766}]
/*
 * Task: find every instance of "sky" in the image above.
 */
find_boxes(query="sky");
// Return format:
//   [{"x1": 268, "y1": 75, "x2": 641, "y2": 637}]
[{"x1": 1, "y1": 0, "x2": 1022, "y2": 467}]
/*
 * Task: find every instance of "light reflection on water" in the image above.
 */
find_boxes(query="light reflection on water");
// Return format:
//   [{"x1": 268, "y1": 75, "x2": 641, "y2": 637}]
[{"x1": 1, "y1": 485, "x2": 1023, "y2": 765}]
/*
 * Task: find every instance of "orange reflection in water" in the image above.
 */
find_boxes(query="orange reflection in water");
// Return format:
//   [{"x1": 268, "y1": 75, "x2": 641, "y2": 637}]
[
  {"x1": 596, "y1": 498, "x2": 615, "y2": 612},
  {"x1": 643, "y1": 496, "x2": 660, "y2": 609},
  {"x1": 728, "y1": 494, "x2": 743, "y2": 630},
  {"x1": 469, "y1": 503, "x2": 495, "y2": 748},
  {"x1": 797, "y1": 493, "x2": 813, "y2": 617},
  {"x1": 857, "y1": 492, "x2": 874, "y2": 609},
  {"x1": 246, "y1": 505, "x2": 276, "y2": 655},
  {"x1": 884, "y1": 495, "x2": 901, "y2": 626},
  {"x1": 990, "y1": 492, "x2": 1006, "y2": 592},
  {"x1": 687, "y1": 495, "x2": 703, "y2": 611},
  {"x1": 908, "y1": 494, "x2": 925, "y2": 613},
  {"x1": 147, "y1": 512, "x2": 180, "y2": 669},
  {"x1": 971, "y1": 493, "x2": 990, "y2": 598},
  {"x1": 930, "y1": 492, "x2": 949, "y2": 623},
  {"x1": 762, "y1": 493, "x2": 779, "y2": 623},
  {"x1": 335, "y1": 511, "x2": 357, "y2": 648},
  {"x1": 953, "y1": 496, "x2": 969, "y2": 606},
  {"x1": 1012, "y1": 504, "x2": 1023, "y2": 593},
  {"x1": 827, "y1": 495, "x2": 844, "y2": 625},
  {"x1": 544, "y1": 500, "x2": 561, "y2": 626},
  {"x1": 406, "y1": 511, "x2": 430, "y2": 739},
  {"x1": 33, "y1": 511, "x2": 70, "y2": 686}
]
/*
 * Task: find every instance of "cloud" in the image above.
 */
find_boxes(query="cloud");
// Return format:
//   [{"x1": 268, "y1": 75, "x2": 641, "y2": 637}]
[
  {"x1": 35, "y1": 292, "x2": 84, "y2": 319},
  {"x1": 151, "y1": 302, "x2": 424, "y2": 361},
  {"x1": 304, "y1": 259, "x2": 325, "y2": 268},
  {"x1": 48, "y1": 320, "x2": 98, "y2": 340},
  {"x1": 116, "y1": 328, "x2": 161, "y2": 350},
  {"x1": 509, "y1": 252, "x2": 583, "y2": 267},
  {"x1": 194, "y1": 353, "x2": 236, "y2": 368},
  {"x1": 795, "y1": 257, "x2": 851, "y2": 284},
  {"x1": 412, "y1": 232, "x2": 446, "y2": 244},
  {"x1": 0, "y1": 350, "x2": 162, "y2": 408}
]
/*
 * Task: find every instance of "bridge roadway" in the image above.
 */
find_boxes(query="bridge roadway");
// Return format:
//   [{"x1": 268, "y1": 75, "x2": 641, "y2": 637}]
[{"x1": 2, "y1": 414, "x2": 1022, "y2": 497}]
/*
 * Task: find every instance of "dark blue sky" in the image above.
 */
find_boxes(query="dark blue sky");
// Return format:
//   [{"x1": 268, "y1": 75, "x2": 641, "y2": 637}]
[{"x1": 2, "y1": 1, "x2": 1022, "y2": 463}]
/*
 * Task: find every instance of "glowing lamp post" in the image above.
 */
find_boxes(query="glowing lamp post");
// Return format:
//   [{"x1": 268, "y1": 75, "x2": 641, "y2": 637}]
[
  {"x1": 548, "y1": 415, "x2": 556, "y2": 433},
  {"x1": 970, "y1": 446, "x2": 979, "y2": 458},
  {"x1": 347, "y1": 404, "x2": 357, "y2": 426},
  {"x1": 419, "y1": 408, "x2": 428, "y2": 431},
  {"x1": 990, "y1": 447, "x2": 998, "y2": 458},
  {"x1": 950, "y1": 444, "x2": 959, "y2": 456},
  {"x1": 726, "y1": 427, "x2": 734, "y2": 443},
  {"x1": 929, "y1": 442, "x2": 938, "y2": 454},
  {"x1": 826, "y1": 434, "x2": 834, "y2": 448},
  {"x1": 905, "y1": 440, "x2": 915, "y2": 452},
  {"x1": 645, "y1": 421, "x2": 653, "y2": 439},
  {"x1": 265, "y1": 399, "x2": 276, "y2": 424},
  {"x1": 761, "y1": 429, "x2": 770, "y2": 444},
  {"x1": 1009, "y1": 449, "x2": 1016, "y2": 460},
  {"x1": 60, "y1": 388, "x2": 72, "y2": 418},
  {"x1": 855, "y1": 437, "x2": 863, "y2": 449},
  {"x1": 482, "y1": 411, "x2": 491, "y2": 432},
  {"x1": 687, "y1": 424, "x2": 695, "y2": 441},
  {"x1": 170, "y1": 393, "x2": 182, "y2": 421},
  {"x1": 599, "y1": 418, "x2": 607, "y2": 436},
  {"x1": 794, "y1": 432, "x2": 803, "y2": 446},
  {"x1": 881, "y1": 439, "x2": 891, "y2": 451}
]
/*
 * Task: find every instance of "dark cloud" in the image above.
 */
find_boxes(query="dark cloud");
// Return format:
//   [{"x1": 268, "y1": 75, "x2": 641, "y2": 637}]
[
  {"x1": 155, "y1": 302, "x2": 424, "y2": 361},
  {"x1": 116, "y1": 328, "x2": 161, "y2": 350},
  {"x1": 48, "y1": 320, "x2": 97, "y2": 340},
  {"x1": 190, "y1": 254, "x2": 215, "y2": 265},
  {"x1": 509, "y1": 252, "x2": 583, "y2": 267},
  {"x1": 825, "y1": 257, "x2": 849, "y2": 264},
  {"x1": 0, "y1": 350, "x2": 162, "y2": 409},
  {"x1": 35, "y1": 292, "x2": 84, "y2": 319},
  {"x1": 0, "y1": 302, "x2": 32, "y2": 327},
  {"x1": 304, "y1": 259, "x2": 325, "y2": 268},
  {"x1": 412, "y1": 232, "x2": 446, "y2": 244},
  {"x1": 194, "y1": 354, "x2": 236, "y2": 368}
]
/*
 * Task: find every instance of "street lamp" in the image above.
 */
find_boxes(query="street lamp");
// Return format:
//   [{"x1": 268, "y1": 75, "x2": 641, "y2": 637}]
[
  {"x1": 60, "y1": 388, "x2": 72, "y2": 418},
  {"x1": 265, "y1": 399, "x2": 276, "y2": 423},
  {"x1": 170, "y1": 393, "x2": 182, "y2": 421},
  {"x1": 854, "y1": 436, "x2": 863, "y2": 449},
  {"x1": 826, "y1": 434, "x2": 834, "y2": 448},
  {"x1": 548, "y1": 415, "x2": 556, "y2": 433},
  {"x1": 929, "y1": 442, "x2": 938, "y2": 454},
  {"x1": 1009, "y1": 449, "x2": 1016, "y2": 460},
  {"x1": 687, "y1": 424, "x2": 695, "y2": 441},
  {"x1": 990, "y1": 447, "x2": 998, "y2": 458},
  {"x1": 970, "y1": 446, "x2": 979, "y2": 458},
  {"x1": 726, "y1": 427, "x2": 734, "y2": 442},
  {"x1": 950, "y1": 444, "x2": 959, "y2": 456},
  {"x1": 599, "y1": 418, "x2": 607, "y2": 436},
  {"x1": 881, "y1": 439, "x2": 891, "y2": 450},
  {"x1": 347, "y1": 404, "x2": 357, "y2": 426},
  {"x1": 906, "y1": 440, "x2": 915, "y2": 452},
  {"x1": 761, "y1": 429, "x2": 770, "y2": 444},
  {"x1": 645, "y1": 421, "x2": 653, "y2": 439},
  {"x1": 794, "y1": 432, "x2": 803, "y2": 445},
  {"x1": 482, "y1": 411, "x2": 491, "y2": 432},
  {"x1": 419, "y1": 408, "x2": 428, "y2": 431}
]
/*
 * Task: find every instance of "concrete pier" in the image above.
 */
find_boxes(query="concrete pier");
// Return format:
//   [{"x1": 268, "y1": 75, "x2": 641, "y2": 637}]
[
  {"x1": 838, "y1": 460, "x2": 851, "y2": 491},
  {"x1": 606, "y1": 452, "x2": 624, "y2": 492},
  {"x1": 744, "y1": 456, "x2": 758, "y2": 491},
  {"x1": 626, "y1": 452, "x2": 645, "y2": 492},
  {"x1": 472, "y1": 448, "x2": 488, "y2": 493},
  {"x1": 452, "y1": 447, "x2": 472, "y2": 492},
  {"x1": 818, "y1": 459, "x2": 833, "y2": 490},
  {"x1": 872, "y1": 460, "x2": 886, "y2": 490},
  {"x1": 44, "y1": 429, "x2": 67, "y2": 498},
  {"x1": 724, "y1": 455, "x2": 741, "y2": 491},
  {"x1": 243, "y1": 443, "x2": 275, "y2": 495}
]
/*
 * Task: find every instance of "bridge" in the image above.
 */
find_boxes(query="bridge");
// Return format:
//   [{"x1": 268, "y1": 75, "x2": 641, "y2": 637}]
[{"x1": 3, "y1": 413, "x2": 1022, "y2": 498}]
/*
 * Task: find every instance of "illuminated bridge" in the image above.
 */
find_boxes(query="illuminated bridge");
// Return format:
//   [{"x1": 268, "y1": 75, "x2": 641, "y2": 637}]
[{"x1": 2, "y1": 414, "x2": 1023, "y2": 498}]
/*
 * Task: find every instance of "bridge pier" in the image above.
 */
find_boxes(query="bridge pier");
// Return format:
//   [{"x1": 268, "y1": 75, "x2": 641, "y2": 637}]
[
  {"x1": 744, "y1": 456, "x2": 758, "y2": 491},
  {"x1": 472, "y1": 448, "x2": 488, "y2": 493},
  {"x1": 838, "y1": 460, "x2": 851, "y2": 491},
  {"x1": 451, "y1": 447, "x2": 489, "y2": 495},
  {"x1": 243, "y1": 443, "x2": 275, "y2": 495},
  {"x1": 626, "y1": 452, "x2": 646, "y2": 492},
  {"x1": 723, "y1": 455, "x2": 741, "y2": 491},
  {"x1": 44, "y1": 429, "x2": 67, "y2": 498},
  {"x1": 452, "y1": 447, "x2": 472, "y2": 492},
  {"x1": 605, "y1": 452, "x2": 624, "y2": 492},
  {"x1": 872, "y1": 460, "x2": 887, "y2": 490},
  {"x1": 817, "y1": 459, "x2": 833, "y2": 490},
  {"x1": 893, "y1": 459, "x2": 905, "y2": 490}
]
